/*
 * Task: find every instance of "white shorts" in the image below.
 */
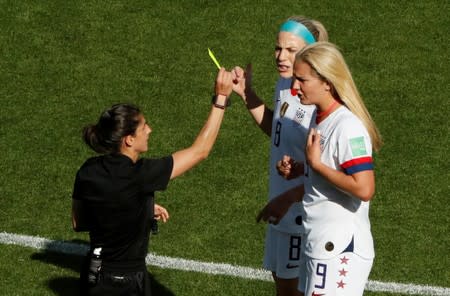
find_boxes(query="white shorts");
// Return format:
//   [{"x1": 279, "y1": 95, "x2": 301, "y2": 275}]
[
  {"x1": 299, "y1": 252, "x2": 373, "y2": 296},
  {"x1": 263, "y1": 225, "x2": 304, "y2": 279}
]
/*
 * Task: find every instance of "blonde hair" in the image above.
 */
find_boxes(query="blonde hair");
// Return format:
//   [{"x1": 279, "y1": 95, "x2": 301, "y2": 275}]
[
  {"x1": 296, "y1": 42, "x2": 383, "y2": 151},
  {"x1": 287, "y1": 16, "x2": 329, "y2": 42}
]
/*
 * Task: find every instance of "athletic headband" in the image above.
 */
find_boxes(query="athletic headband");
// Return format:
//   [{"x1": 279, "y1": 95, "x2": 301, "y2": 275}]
[{"x1": 279, "y1": 20, "x2": 316, "y2": 44}]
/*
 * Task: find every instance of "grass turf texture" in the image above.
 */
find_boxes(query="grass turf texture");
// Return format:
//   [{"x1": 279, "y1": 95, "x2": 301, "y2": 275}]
[{"x1": 0, "y1": 0, "x2": 448, "y2": 295}]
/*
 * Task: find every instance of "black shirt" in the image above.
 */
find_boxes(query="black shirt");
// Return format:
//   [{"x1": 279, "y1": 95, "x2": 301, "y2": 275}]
[{"x1": 72, "y1": 153, "x2": 173, "y2": 269}]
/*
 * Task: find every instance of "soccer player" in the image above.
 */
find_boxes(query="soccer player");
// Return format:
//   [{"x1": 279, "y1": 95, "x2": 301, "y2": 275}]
[
  {"x1": 281, "y1": 42, "x2": 382, "y2": 295},
  {"x1": 231, "y1": 16, "x2": 328, "y2": 296},
  {"x1": 71, "y1": 69, "x2": 233, "y2": 296}
]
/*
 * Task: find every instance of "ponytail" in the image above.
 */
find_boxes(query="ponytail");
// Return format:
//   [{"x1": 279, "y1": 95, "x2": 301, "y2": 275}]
[{"x1": 83, "y1": 124, "x2": 111, "y2": 154}]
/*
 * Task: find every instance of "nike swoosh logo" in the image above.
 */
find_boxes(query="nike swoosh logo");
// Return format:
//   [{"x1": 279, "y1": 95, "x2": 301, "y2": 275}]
[
  {"x1": 311, "y1": 292, "x2": 325, "y2": 296},
  {"x1": 286, "y1": 263, "x2": 299, "y2": 269}
]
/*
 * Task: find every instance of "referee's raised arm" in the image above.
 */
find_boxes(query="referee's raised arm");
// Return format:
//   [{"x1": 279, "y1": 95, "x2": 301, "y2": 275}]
[{"x1": 170, "y1": 68, "x2": 233, "y2": 179}]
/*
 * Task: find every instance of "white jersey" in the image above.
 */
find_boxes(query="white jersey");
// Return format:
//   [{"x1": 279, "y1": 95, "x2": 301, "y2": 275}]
[
  {"x1": 303, "y1": 106, "x2": 375, "y2": 260},
  {"x1": 269, "y1": 77, "x2": 315, "y2": 233}
]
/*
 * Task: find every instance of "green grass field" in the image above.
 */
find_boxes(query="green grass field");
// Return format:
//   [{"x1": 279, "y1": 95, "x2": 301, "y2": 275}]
[{"x1": 0, "y1": 0, "x2": 448, "y2": 295}]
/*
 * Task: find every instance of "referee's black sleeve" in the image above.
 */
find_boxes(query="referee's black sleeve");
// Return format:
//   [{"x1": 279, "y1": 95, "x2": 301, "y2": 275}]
[{"x1": 139, "y1": 155, "x2": 173, "y2": 193}]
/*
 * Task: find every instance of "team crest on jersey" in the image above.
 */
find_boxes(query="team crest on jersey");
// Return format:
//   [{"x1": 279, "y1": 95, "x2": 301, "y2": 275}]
[
  {"x1": 280, "y1": 102, "x2": 289, "y2": 118},
  {"x1": 294, "y1": 108, "x2": 306, "y2": 125},
  {"x1": 319, "y1": 133, "x2": 326, "y2": 152}
]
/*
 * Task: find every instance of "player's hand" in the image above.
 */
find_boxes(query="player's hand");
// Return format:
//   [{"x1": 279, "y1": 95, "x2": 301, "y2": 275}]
[
  {"x1": 276, "y1": 155, "x2": 304, "y2": 180},
  {"x1": 306, "y1": 128, "x2": 322, "y2": 170},
  {"x1": 154, "y1": 203, "x2": 169, "y2": 223},
  {"x1": 256, "y1": 200, "x2": 287, "y2": 225},
  {"x1": 257, "y1": 199, "x2": 280, "y2": 224},
  {"x1": 256, "y1": 196, "x2": 290, "y2": 225},
  {"x1": 231, "y1": 66, "x2": 245, "y2": 98},
  {"x1": 231, "y1": 64, "x2": 254, "y2": 101},
  {"x1": 215, "y1": 68, "x2": 233, "y2": 97},
  {"x1": 256, "y1": 185, "x2": 304, "y2": 224}
]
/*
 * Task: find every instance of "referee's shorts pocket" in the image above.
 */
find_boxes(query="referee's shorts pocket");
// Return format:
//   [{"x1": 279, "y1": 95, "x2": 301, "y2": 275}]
[{"x1": 101, "y1": 270, "x2": 145, "y2": 292}]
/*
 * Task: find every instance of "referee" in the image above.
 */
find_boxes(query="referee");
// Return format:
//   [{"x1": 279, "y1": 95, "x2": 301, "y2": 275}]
[{"x1": 71, "y1": 68, "x2": 233, "y2": 295}]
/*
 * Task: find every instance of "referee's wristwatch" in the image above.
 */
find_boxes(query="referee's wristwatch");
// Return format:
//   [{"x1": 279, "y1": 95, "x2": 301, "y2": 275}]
[{"x1": 211, "y1": 95, "x2": 231, "y2": 109}]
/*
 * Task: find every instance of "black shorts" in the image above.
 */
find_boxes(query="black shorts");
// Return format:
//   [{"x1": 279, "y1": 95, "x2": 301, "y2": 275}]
[{"x1": 80, "y1": 257, "x2": 151, "y2": 296}]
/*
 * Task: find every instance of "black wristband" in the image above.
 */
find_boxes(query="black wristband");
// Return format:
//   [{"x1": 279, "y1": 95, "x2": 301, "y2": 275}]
[{"x1": 211, "y1": 95, "x2": 231, "y2": 109}]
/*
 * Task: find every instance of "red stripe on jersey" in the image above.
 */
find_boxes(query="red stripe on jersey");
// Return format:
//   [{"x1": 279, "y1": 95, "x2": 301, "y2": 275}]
[{"x1": 340, "y1": 156, "x2": 373, "y2": 169}]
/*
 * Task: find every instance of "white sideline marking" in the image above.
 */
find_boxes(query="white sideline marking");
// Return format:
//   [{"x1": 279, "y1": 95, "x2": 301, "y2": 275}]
[{"x1": 1, "y1": 232, "x2": 449, "y2": 295}]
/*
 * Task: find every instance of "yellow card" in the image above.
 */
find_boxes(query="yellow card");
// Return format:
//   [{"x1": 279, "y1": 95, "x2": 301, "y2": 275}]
[{"x1": 208, "y1": 48, "x2": 221, "y2": 69}]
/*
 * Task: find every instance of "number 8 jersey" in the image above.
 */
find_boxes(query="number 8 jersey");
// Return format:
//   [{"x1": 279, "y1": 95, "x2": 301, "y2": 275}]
[{"x1": 269, "y1": 77, "x2": 315, "y2": 233}]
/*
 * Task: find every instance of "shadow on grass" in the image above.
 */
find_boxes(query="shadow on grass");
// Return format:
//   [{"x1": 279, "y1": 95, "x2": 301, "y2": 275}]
[{"x1": 31, "y1": 239, "x2": 175, "y2": 296}]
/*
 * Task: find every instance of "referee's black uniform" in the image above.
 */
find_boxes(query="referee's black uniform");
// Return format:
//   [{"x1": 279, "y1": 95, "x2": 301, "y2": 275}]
[{"x1": 73, "y1": 153, "x2": 173, "y2": 296}]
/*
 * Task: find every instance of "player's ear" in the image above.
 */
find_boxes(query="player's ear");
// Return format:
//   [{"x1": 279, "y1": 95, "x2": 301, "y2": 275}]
[
  {"x1": 324, "y1": 81, "x2": 340, "y2": 100},
  {"x1": 324, "y1": 80, "x2": 331, "y2": 92}
]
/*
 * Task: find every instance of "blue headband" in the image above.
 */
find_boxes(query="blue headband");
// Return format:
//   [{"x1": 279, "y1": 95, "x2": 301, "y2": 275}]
[{"x1": 279, "y1": 20, "x2": 316, "y2": 44}]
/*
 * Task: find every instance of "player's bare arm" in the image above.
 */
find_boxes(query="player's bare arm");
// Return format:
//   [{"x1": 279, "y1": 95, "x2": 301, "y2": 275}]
[
  {"x1": 306, "y1": 128, "x2": 375, "y2": 201},
  {"x1": 256, "y1": 185, "x2": 304, "y2": 224},
  {"x1": 231, "y1": 64, "x2": 273, "y2": 136}
]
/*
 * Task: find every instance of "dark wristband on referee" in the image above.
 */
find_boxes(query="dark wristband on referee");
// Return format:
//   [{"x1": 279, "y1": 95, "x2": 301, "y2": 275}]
[{"x1": 211, "y1": 95, "x2": 231, "y2": 109}]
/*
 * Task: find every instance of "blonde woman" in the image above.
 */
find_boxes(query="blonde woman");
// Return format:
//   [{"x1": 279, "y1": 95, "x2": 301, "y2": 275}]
[{"x1": 278, "y1": 42, "x2": 382, "y2": 295}]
